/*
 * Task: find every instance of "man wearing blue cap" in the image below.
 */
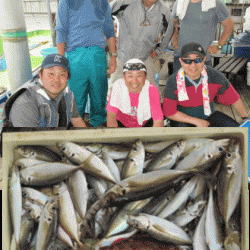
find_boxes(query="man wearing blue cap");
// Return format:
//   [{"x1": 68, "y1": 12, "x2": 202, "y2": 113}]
[{"x1": 1, "y1": 54, "x2": 87, "y2": 128}]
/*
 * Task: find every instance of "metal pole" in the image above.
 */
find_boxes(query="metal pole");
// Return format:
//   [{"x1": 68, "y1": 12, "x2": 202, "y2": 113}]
[
  {"x1": 46, "y1": 0, "x2": 57, "y2": 47},
  {"x1": 0, "y1": 0, "x2": 32, "y2": 92}
]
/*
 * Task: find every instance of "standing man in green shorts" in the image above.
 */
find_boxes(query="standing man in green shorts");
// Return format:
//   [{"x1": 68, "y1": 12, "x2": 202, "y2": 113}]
[{"x1": 56, "y1": 0, "x2": 117, "y2": 127}]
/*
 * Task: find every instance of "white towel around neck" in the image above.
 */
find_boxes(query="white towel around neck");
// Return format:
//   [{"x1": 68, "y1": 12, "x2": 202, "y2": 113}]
[
  {"x1": 177, "y1": 0, "x2": 216, "y2": 20},
  {"x1": 109, "y1": 78, "x2": 151, "y2": 125}
]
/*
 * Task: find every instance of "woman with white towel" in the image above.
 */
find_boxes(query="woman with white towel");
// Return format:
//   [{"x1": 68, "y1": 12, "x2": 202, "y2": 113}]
[
  {"x1": 106, "y1": 59, "x2": 164, "y2": 128},
  {"x1": 171, "y1": 0, "x2": 234, "y2": 73}
]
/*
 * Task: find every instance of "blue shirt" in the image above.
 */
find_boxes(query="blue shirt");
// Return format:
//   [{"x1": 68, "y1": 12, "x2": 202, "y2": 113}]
[{"x1": 56, "y1": 0, "x2": 115, "y2": 52}]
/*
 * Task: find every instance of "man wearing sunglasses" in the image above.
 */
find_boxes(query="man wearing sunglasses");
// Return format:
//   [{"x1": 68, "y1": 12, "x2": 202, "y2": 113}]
[
  {"x1": 162, "y1": 43, "x2": 248, "y2": 127},
  {"x1": 171, "y1": 0, "x2": 234, "y2": 73}
]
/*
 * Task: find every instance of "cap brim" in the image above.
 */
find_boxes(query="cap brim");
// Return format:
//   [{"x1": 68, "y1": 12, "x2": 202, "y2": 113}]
[{"x1": 43, "y1": 63, "x2": 69, "y2": 72}]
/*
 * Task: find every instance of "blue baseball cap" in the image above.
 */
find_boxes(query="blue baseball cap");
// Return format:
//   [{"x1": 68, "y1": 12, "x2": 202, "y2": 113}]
[{"x1": 41, "y1": 53, "x2": 70, "y2": 73}]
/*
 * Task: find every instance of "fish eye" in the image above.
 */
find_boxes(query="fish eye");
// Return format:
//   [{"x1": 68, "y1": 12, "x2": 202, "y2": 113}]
[
  {"x1": 133, "y1": 146, "x2": 137, "y2": 152},
  {"x1": 208, "y1": 154, "x2": 212, "y2": 158},
  {"x1": 122, "y1": 189, "x2": 126, "y2": 196},
  {"x1": 30, "y1": 152, "x2": 35, "y2": 156},
  {"x1": 218, "y1": 147, "x2": 224, "y2": 152},
  {"x1": 227, "y1": 153, "x2": 232, "y2": 158},
  {"x1": 62, "y1": 147, "x2": 66, "y2": 151},
  {"x1": 51, "y1": 206, "x2": 57, "y2": 210},
  {"x1": 37, "y1": 216, "x2": 40, "y2": 220},
  {"x1": 71, "y1": 153, "x2": 75, "y2": 157},
  {"x1": 48, "y1": 218, "x2": 52, "y2": 221}
]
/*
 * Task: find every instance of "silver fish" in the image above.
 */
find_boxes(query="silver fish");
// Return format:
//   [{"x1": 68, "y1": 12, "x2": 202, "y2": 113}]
[
  {"x1": 98, "y1": 151, "x2": 121, "y2": 183},
  {"x1": 58, "y1": 226, "x2": 74, "y2": 249},
  {"x1": 23, "y1": 198, "x2": 43, "y2": 222},
  {"x1": 142, "y1": 187, "x2": 179, "y2": 216},
  {"x1": 176, "y1": 139, "x2": 229, "y2": 171},
  {"x1": 36, "y1": 198, "x2": 59, "y2": 250},
  {"x1": 121, "y1": 139, "x2": 145, "y2": 180},
  {"x1": 53, "y1": 182, "x2": 84, "y2": 248},
  {"x1": 19, "y1": 163, "x2": 79, "y2": 186},
  {"x1": 217, "y1": 141, "x2": 243, "y2": 229},
  {"x1": 56, "y1": 141, "x2": 117, "y2": 184},
  {"x1": 144, "y1": 139, "x2": 179, "y2": 153},
  {"x1": 14, "y1": 158, "x2": 48, "y2": 170},
  {"x1": 86, "y1": 173, "x2": 108, "y2": 198},
  {"x1": 104, "y1": 198, "x2": 152, "y2": 238},
  {"x1": 22, "y1": 187, "x2": 49, "y2": 206},
  {"x1": 15, "y1": 145, "x2": 62, "y2": 162},
  {"x1": 205, "y1": 183, "x2": 224, "y2": 250},
  {"x1": 127, "y1": 213, "x2": 192, "y2": 245},
  {"x1": 170, "y1": 195, "x2": 206, "y2": 227},
  {"x1": 67, "y1": 170, "x2": 88, "y2": 221},
  {"x1": 193, "y1": 208, "x2": 209, "y2": 250},
  {"x1": 9, "y1": 167, "x2": 22, "y2": 247},
  {"x1": 19, "y1": 211, "x2": 36, "y2": 249},
  {"x1": 145, "y1": 139, "x2": 186, "y2": 172},
  {"x1": 158, "y1": 176, "x2": 199, "y2": 219}
]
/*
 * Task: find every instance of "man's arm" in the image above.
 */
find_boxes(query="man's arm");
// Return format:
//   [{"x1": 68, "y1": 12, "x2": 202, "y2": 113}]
[
  {"x1": 55, "y1": 0, "x2": 69, "y2": 56},
  {"x1": 231, "y1": 99, "x2": 248, "y2": 121},
  {"x1": 207, "y1": 17, "x2": 234, "y2": 55},
  {"x1": 167, "y1": 111, "x2": 210, "y2": 127},
  {"x1": 153, "y1": 119, "x2": 164, "y2": 127},
  {"x1": 172, "y1": 18, "x2": 179, "y2": 50},
  {"x1": 70, "y1": 117, "x2": 87, "y2": 127},
  {"x1": 107, "y1": 111, "x2": 118, "y2": 127},
  {"x1": 153, "y1": 7, "x2": 174, "y2": 57},
  {"x1": 107, "y1": 37, "x2": 117, "y2": 74}
]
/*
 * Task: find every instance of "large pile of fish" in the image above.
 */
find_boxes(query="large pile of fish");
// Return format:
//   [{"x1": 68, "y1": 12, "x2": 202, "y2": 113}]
[{"x1": 8, "y1": 137, "x2": 243, "y2": 250}]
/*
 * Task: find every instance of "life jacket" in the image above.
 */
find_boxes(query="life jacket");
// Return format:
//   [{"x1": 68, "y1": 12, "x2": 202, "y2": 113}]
[{"x1": 1, "y1": 77, "x2": 74, "y2": 128}]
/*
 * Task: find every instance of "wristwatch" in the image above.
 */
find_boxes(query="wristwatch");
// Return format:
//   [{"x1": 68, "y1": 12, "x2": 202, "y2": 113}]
[
  {"x1": 216, "y1": 43, "x2": 223, "y2": 50},
  {"x1": 241, "y1": 113, "x2": 249, "y2": 120},
  {"x1": 110, "y1": 53, "x2": 117, "y2": 57}
]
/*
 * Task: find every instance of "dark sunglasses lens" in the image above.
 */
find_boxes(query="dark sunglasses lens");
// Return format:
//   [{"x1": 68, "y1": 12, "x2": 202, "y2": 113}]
[
  {"x1": 194, "y1": 58, "x2": 203, "y2": 64},
  {"x1": 182, "y1": 59, "x2": 192, "y2": 64},
  {"x1": 182, "y1": 58, "x2": 203, "y2": 64}
]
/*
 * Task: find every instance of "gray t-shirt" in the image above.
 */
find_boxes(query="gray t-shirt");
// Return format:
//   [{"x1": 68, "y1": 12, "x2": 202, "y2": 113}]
[
  {"x1": 9, "y1": 86, "x2": 80, "y2": 127},
  {"x1": 173, "y1": 0, "x2": 230, "y2": 60}
]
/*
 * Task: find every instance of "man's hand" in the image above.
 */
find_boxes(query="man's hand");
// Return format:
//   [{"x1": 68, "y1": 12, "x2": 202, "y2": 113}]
[
  {"x1": 150, "y1": 50, "x2": 159, "y2": 58},
  {"x1": 207, "y1": 45, "x2": 220, "y2": 55},
  {"x1": 193, "y1": 118, "x2": 210, "y2": 127},
  {"x1": 108, "y1": 55, "x2": 117, "y2": 75}
]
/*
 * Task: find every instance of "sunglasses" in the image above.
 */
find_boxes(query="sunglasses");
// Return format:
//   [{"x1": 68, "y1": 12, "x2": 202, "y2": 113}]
[
  {"x1": 123, "y1": 63, "x2": 147, "y2": 72},
  {"x1": 181, "y1": 58, "x2": 203, "y2": 64}
]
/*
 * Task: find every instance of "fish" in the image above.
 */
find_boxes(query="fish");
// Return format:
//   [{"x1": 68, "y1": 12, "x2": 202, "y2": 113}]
[
  {"x1": 67, "y1": 170, "x2": 88, "y2": 221},
  {"x1": 57, "y1": 226, "x2": 75, "y2": 249},
  {"x1": 157, "y1": 176, "x2": 199, "y2": 219},
  {"x1": 36, "y1": 198, "x2": 59, "y2": 250},
  {"x1": 19, "y1": 211, "x2": 36, "y2": 249},
  {"x1": 14, "y1": 158, "x2": 48, "y2": 170},
  {"x1": 86, "y1": 173, "x2": 108, "y2": 198},
  {"x1": 53, "y1": 181, "x2": 84, "y2": 248},
  {"x1": 104, "y1": 198, "x2": 152, "y2": 238},
  {"x1": 205, "y1": 183, "x2": 224, "y2": 250},
  {"x1": 142, "y1": 186, "x2": 179, "y2": 216},
  {"x1": 127, "y1": 213, "x2": 192, "y2": 245},
  {"x1": 23, "y1": 198, "x2": 43, "y2": 222},
  {"x1": 15, "y1": 145, "x2": 62, "y2": 162},
  {"x1": 217, "y1": 141, "x2": 243, "y2": 229},
  {"x1": 98, "y1": 151, "x2": 121, "y2": 183},
  {"x1": 9, "y1": 167, "x2": 22, "y2": 247},
  {"x1": 56, "y1": 141, "x2": 117, "y2": 184},
  {"x1": 22, "y1": 187, "x2": 49, "y2": 206},
  {"x1": 193, "y1": 208, "x2": 209, "y2": 250},
  {"x1": 144, "y1": 139, "x2": 186, "y2": 172},
  {"x1": 175, "y1": 139, "x2": 229, "y2": 171},
  {"x1": 121, "y1": 139, "x2": 145, "y2": 180},
  {"x1": 19, "y1": 163, "x2": 79, "y2": 186},
  {"x1": 170, "y1": 195, "x2": 206, "y2": 227}
]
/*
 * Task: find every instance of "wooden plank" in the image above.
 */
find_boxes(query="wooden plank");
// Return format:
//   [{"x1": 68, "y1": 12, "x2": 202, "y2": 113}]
[
  {"x1": 224, "y1": 57, "x2": 243, "y2": 73},
  {"x1": 214, "y1": 57, "x2": 235, "y2": 71},
  {"x1": 217, "y1": 57, "x2": 238, "y2": 72},
  {"x1": 231, "y1": 58, "x2": 248, "y2": 75}
]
